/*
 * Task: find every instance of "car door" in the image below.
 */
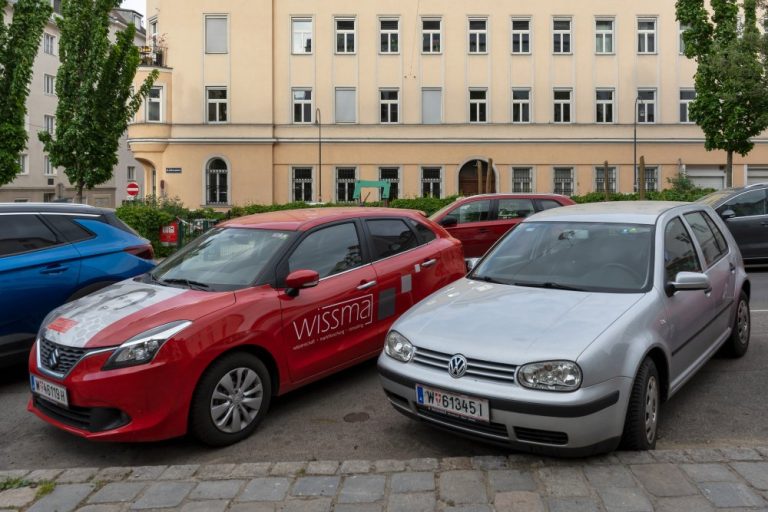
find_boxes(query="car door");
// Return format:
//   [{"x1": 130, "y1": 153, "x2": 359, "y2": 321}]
[
  {"x1": 278, "y1": 221, "x2": 379, "y2": 383},
  {"x1": 440, "y1": 198, "x2": 496, "y2": 258},
  {"x1": 717, "y1": 188, "x2": 768, "y2": 261}
]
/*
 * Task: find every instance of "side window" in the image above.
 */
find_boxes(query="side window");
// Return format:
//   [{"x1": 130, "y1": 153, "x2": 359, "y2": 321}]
[
  {"x1": 446, "y1": 200, "x2": 491, "y2": 224},
  {"x1": 702, "y1": 212, "x2": 728, "y2": 255},
  {"x1": 0, "y1": 214, "x2": 60, "y2": 256},
  {"x1": 407, "y1": 218, "x2": 437, "y2": 244},
  {"x1": 719, "y1": 189, "x2": 767, "y2": 218},
  {"x1": 538, "y1": 199, "x2": 564, "y2": 211},
  {"x1": 288, "y1": 223, "x2": 363, "y2": 279},
  {"x1": 43, "y1": 215, "x2": 94, "y2": 243},
  {"x1": 498, "y1": 198, "x2": 535, "y2": 220},
  {"x1": 684, "y1": 211, "x2": 727, "y2": 266},
  {"x1": 664, "y1": 217, "x2": 701, "y2": 282},
  {"x1": 366, "y1": 219, "x2": 419, "y2": 260}
]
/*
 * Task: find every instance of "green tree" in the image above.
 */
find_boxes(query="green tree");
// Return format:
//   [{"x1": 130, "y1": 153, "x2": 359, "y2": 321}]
[
  {"x1": 677, "y1": 0, "x2": 768, "y2": 187},
  {"x1": 0, "y1": 0, "x2": 53, "y2": 186},
  {"x1": 39, "y1": 0, "x2": 158, "y2": 203}
]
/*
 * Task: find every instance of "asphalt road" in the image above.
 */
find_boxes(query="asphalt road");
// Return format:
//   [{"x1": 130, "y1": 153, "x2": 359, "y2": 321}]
[{"x1": 1, "y1": 271, "x2": 767, "y2": 470}]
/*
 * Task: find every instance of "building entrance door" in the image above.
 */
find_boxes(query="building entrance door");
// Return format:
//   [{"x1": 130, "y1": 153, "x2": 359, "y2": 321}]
[{"x1": 459, "y1": 160, "x2": 496, "y2": 196}]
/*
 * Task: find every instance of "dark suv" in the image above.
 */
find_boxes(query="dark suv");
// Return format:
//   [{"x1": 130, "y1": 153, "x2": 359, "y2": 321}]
[{"x1": 697, "y1": 183, "x2": 768, "y2": 265}]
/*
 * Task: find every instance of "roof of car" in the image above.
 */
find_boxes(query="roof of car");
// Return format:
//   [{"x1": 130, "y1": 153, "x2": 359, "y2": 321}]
[
  {"x1": 454, "y1": 193, "x2": 571, "y2": 201},
  {"x1": 0, "y1": 202, "x2": 112, "y2": 215},
  {"x1": 220, "y1": 207, "x2": 427, "y2": 231},
  {"x1": 527, "y1": 201, "x2": 691, "y2": 225}
]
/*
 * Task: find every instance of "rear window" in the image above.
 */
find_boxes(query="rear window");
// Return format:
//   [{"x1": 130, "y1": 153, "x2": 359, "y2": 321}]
[
  {"x1": 366, "y1": 219, "x2": 419, "y2": 260},
  {"x1": 407, "y1": 218, "x2": 437, "y2": 243},
  {"x1": 684, "y1": 211, "x2": 727, "y2": 266},
  {"x1": 0, "y1": 214, "x2": 61, "y2": 256},
  {"x1": 43, "y1": 215, "x2": 95, "y2": 243},
  {"x1": 103, "y1": 212, "x2": 141, "y2": 237}
]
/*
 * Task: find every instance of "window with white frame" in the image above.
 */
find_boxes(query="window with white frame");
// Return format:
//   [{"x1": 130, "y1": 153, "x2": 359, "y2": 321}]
[
  {"x1": 127, "y1": 166, "x2": 136, "y2": 181},
  {"x1": 553, "y1": 167, "x2": 574, "y2": 196},
  {"x1": 379, "y1": 167, "x2": 400, "y2": 199},
  {"x1": 422, "y1": 167, "x2": 442, "y2": 197},
  {"x1": 335, "y1": 88, "x2": 356, "y2": 123},
  {"x1": 468, "y1": 18, "x2": 487, "y2": 53},
  {"x1": 44, "y1": 114, "x2": 55, "y2": 134},
  {"x1": 292, "y1": 18, "x2": 312, "y2": 54},
  {"x1": 553, "y1": 18, "x2": 572, "y2": 54},
  {"x1": 380, "y1": 19, "x2": 399, "y2": 53},
  {"x1": 43, "y1": 33, "x2": 55, "y2": 55},
  {"x1": 512, "y1": 89, "x2": 531, "y2": 123},
  {"x1": 18, "y1": 154, "x2": 28, "y2": 175},
  {"x1": 206, "y1": 87, "x2": 228, "y2": 123},
  {"x1": 422, "y1": 88, "x2": 442, "y2": 124},
  {"x1": 205, "y1": 15, "x2": 228, "y2": 54},
  {"x1": 595, "y1": 19, "x2": 614, "y2": 53},
  {"x1": 511, "y1": 19, "x2": 531, "y2": 53},
  {"x1": 44, "y1": 74, "x2": 55, "y2": 95},
  {"x1": 292, "y1": 167, "x2": 313, "y2": 202},
  {"x1": 335, "y1": 18, "x2": 355, "y2": 53},
  {"x1": 336, "y1": 167, "x2": 356, "y2": 202},
  {"x1": 595, "y1": 89, "x2": 614, "y2": 123},
  {"x1": 595, "y1": 166, "x2": 617, "y2": 193},
  {"x1": 679, "y1": 23, "x2": 689, "y2": 54},
  {"x1": 512, "y1": 167, "x2": 533, "y2": 192},
  {"x1": 44, "y1": 155, "x2": 55, "y2": 176},
  {"x1": 422, "y1": 19, "x2": 441, "y2": 53},
  {"x1": 635, "y1": 166, "x2": 659, "y2": 192},
  {"x1": 206, "y1": 158, "x2": 229, "y2": 205},
  {"x1": 637, "y1": 89, "x2": 656, "y2": 124},
  {"x1": 680, "y1": 89, "x2": 696, "y2": 123},
  {"x1": 637, "y1": 18, "x2": 657, "y2": 54},
  {"x1": 469, "y1": 89, "x2": 488, "y2": 123},
  {"x1": 380, "y1": 89, "x2": 399, "y2": 124},
  {"x1": 553, "y1": 89, "x2": 572, "y2": 123},
  {"x1": 146, "y1": 86, "x2": 162, "y2": 122},
  {"x1": 293, "y1": 89, "x2": 312, "y2": 124}
]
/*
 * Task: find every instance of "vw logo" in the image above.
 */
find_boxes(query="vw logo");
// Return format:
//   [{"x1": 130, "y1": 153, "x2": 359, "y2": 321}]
[
  {"x1": 448, "y1": 354, "x2": 468, "y2": 379},
  {"x1": 48, "y1": 348, "x2": 60, "y2": 370}
]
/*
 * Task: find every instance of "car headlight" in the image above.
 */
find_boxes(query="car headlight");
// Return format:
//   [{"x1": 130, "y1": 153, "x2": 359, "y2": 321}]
[
  {"x1": 517, "y1": 361, "x2": 582, "y2": 392},
  {"x1": 384, "y1": 330, "x2": 414, "y2": 363},
  {"x1": 102, "y1": 321, "x2": 192, "y2": 370}
]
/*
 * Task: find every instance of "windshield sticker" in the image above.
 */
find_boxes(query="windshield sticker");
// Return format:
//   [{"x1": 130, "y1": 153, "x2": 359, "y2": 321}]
[
  {"x1": 272, "y1": 233, "x2": 290, "y2": 240},
  {"x1": 292, "y1": 294, "x2": 374, "y2": 350}
]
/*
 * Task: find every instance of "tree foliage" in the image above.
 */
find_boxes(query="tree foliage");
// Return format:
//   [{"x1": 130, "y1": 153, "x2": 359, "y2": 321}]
[
  {"x1": 0, "y1": 0, "x2": 53, "y2": 186},
  {"x1": 39, "y1": 0, "x2": 158, "y2": 202}
]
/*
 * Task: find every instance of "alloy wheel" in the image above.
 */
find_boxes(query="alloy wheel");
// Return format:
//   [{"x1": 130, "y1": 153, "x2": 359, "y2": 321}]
[
  {"x1": 210, "y1": 367, "x2": 264, "y2": 433},
  {"x1": 737, "y1": 300, "x2": 750, "y2": 345},
  {"x1": 644, "y1": 376, "x2": 659, "y2": 444}
]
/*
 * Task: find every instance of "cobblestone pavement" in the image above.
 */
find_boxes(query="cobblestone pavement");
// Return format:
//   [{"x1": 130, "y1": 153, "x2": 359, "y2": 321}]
[{"x1": 2, "y1": 448, "x2": 768, "y2": 511}]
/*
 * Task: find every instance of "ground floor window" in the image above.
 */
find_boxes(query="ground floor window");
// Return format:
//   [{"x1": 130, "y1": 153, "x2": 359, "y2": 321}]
[
  {"x1": 336, "y1": 167, "x2": 356, "y2": 202},
  {"x1": 595, "y1": 166, "x2": 617, "y2": 193},
  {"x1": 206, "y1": 158, "x2": 229, "y2": 205},
  {"x1": 379, "y1": 167, "x2": 400, "y2": 199},
  {"x1": 635, "y1": 166, "x2": 659, "y2": 192},
  {"x1": 292, "y1": 167, "x2": 313, "y2": 202},
  {"x1": 553, "y1": 167, "x2": 574, "y2": 196},
  {"x1": 422, "y1": 167, "x2": 442, "y2": 198},
  {"x1": 512, "y1": 167, "x2": 533, "y2": 192}
]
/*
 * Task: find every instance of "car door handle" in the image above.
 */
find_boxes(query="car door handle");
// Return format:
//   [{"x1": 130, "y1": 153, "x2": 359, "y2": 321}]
[
  {"x1": 40, "y1": 265, "x2": 69, "y2": 275},
  {"x1": 730, "y1": 262, "x2": 736, "y2": 273},
  {"x1": 477, "y1": 228, "x2": 490, "y2": 233},
  {"x1": 421, "y1": 258, "x2": 438, "y2": 268},
  {"x1": 356, "y1": 280, "x2": 377, "y2": 291}
]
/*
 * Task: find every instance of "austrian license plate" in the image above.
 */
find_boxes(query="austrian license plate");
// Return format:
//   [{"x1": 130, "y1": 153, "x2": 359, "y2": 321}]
[
  {"x1": 30, "y1": 375, "x2": 68, "y2": 407},
  {"x1": 416, "y1": 384, "x2": 489, "y2": 422}
]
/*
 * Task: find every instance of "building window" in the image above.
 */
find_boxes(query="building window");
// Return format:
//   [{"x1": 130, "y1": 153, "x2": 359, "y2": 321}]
[
  {"x1": 44, "y1": 114, "x2": 55, "y2": 134},
  {"x1": 679, "y1": 23, "x2": 689, "y2": 54},
  {"x1": 469, "y1": 89, "x2": 488, "y2": 123},
  {"x1": 43, "y1": 33, "x2": 55, "y2": 55},
  {"x1": 335, "y1": 18, "x2": 355, "y2": 54},
  {"x1": 511, "y1": 19, "x2": 531, "y2": 53},
  {"x1": 379, "y1": 167, "x2": 400, "y2": 199},
  {"x1": 637, "y1": 89, "x2": 656, "y2": 124},
  {"x1": 43, "y1": 192, "x2": 55, "y2": 203},
  {"x1": 595, "y1": 89, "x2": 614, "y2": 123},
  {"x1": 422, "y1": 88, "x2": 442, "y2": 124},
  {"x1": 553, "y1": 89, "x2": 572, "y2": 123},
  {"x1": 595, "y1": 166, "x2": 617, "y2": 193},
  {"x1": 512, "y1": 167, "x2": 533, "y2": 192},
  {"x1": 680, "y1": 89, "x2": 696, "y2": 123},
  {"x1": 292, "y1": 167, "x2": 313, "y2": 202},
  {"x1": 336, "y1": 167, "x2": 356, "y2": 202},
  {"x1": 206, "y1": 158, "x2": 228, "y2": 205},
  {"x1": 553, "y1": 18, "x2": 572, "y2": 54},
  {"x1": 146, "y1": 86, "x2": 162, "y2": 122},
  {"x1": 206, "y1": 87, "x2": 228, "y2": 123},
  {"x1": 18, "y1": 154, "x2": 28, "y2": 175},
  {"x1": 44, "y1": 155, "x2": 55, "y2": 176},
  {"x1": 554, "y1": 167, "x2": 574, "y2": 196},
  {"x1": 422, "y1": 167, "x2": 442, "y2": 198},
  {"x1": 635, "y1": 166, "x2": 659, "y2": 192},
  {"x1": 127, "y1": 166, "x2": 136, "y2": 181},
  {"x1": 292, "y1": 18, "x2": 312, "y2": 54},
  {"x1": 512, "y1": 89, "x2": 531, "y2": 123},
  {"x1": 205, "y1": 15, "x2": 228, "y2": 54},
  {"x1": 380, "y1": 18, "x2": 399, "y2": 53},
  {"x1": 44, "y1": 74, "x2": 55, "y2": 95},
  {"x1": 380, "y1": 89, "x2": 399, "y2": 124},
  {"x1": 595, "y1": 19, "x2": 614, "y2": 53},
  {"x1": 335, "y1": 88, "x2": 356, "y2": 123},
  {"x1": 422, "y1": 19, "x2": 441, "y2": 53},
  {"x1": 468, "y1": 18, "x2": 487, "y2": 54},
  {"x1": 637, "y1": 18, "x2": 657, "y2": 54},
  {"x1": 292, "y1": 89, "x2": 312, "y2": 124}
]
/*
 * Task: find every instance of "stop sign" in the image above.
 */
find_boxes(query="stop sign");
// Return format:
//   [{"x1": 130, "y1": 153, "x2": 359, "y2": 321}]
[{"x1": 126, "y1": 182, "x2": 140, "y2": 197}]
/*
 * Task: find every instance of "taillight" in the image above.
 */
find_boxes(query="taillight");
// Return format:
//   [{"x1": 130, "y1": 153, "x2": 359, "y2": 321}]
[{"x1": 124, "y1": 244, "x2": 155, "y2": 260}]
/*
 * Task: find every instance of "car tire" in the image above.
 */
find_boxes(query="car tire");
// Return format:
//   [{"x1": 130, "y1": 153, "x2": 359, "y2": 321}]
[
  {"x1": 620, "y1": 357, "x2": 660, "y2": 451},
  {"x1": 189, "y1": 352, "x2": 272, "y2": 447},
  {"x1": 718, "y1": 291, "x2": 750, "y2": 358}
]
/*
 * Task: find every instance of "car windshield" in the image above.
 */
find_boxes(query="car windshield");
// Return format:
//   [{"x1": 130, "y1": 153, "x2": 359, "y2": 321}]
[
  {"x1": 150, "y1": 228, "x2": 293, "y2": 291},
  {"x1": 470, "y1": 222, "x2": 654, "y2": 293},
  {"x1": 697, "y1": 190, "x2": 732, "y2": 207}
]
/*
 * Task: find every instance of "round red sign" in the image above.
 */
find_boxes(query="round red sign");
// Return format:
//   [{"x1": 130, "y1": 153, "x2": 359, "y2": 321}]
[{"x1": 126, "y1": 182, "x2": 140, "y2": 197}]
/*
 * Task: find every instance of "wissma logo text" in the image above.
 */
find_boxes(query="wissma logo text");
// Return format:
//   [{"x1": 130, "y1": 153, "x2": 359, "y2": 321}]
[{"x1": 293, "y1": 294, "x2": 374, "y2": 343}]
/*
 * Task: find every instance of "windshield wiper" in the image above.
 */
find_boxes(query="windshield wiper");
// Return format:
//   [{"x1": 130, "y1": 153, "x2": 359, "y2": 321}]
[
  {"x1": 159, "y1": 278, "x2": 211, "y2": 291},
  {"x1": 513, "y1": 281, "x2": 587, "y2": 292},
  {"x1": 471, "y1": 275, "x2": 506, "y2": 285}
]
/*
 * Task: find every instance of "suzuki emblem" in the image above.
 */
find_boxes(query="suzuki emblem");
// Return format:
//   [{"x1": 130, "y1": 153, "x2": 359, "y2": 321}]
[
  {"x1": 48, "y1": 348, "x2": 61, "y2": 370},
  {"x1": 448, "y1": 354, "x2": 468, "y2": 379}
]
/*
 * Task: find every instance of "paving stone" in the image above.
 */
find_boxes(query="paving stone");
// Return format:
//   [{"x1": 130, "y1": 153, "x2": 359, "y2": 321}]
[
  {"x1": 494, "y1": 491, "x2": 545, "y2": 512},
  {"x1": 472, "y1": 455, "x2": 507, "y2": 470},
  {"x1": 230, "y1": 462, "x2": 272, "y2": 478},
  {"x1": 391, "y1": 471, "x2": 435, "y2": 493},
  {"x1": 87, "y1": 482, "x2": 146, "y2": 503},
  {"x1": 290, "y1": 476, "x2": 340, "y2": 497},
  {"x1": 373, "y1": 459, "x2": 406, "y2": 473},
  {"x1": 584, "y1": 464, "x2": 636, "y2": 488},
  {"x1": 720, "y1": 447, "x2": 763, "y2": 461},
  {"x1": 339, "y1": 460, "x2": 371, "y2": 474},
  {"x1": 488, "y1": 469, "x2": 536, "y2": 492},
  {"x1": 686, "y1": 448, "x2": 726, "y2": 463},
  {"x1": 407, "y1": 458, "x2": 439, "y2": 471},
  {"x1": 334, "y1": 504, "x2": 382, "y2": 512},
  {"x1": 651, "y1": 450, "x2": 692, "y2": 464},
  {"x1": 236, "y1": 478, "x2": 290, "y2": 502},
  {"x1": 269, "y1": 462, "x2": 306, "y2": 476},
  {"x1": 0, "y1": 470, "x2": 30, "y2": 480},
  {"x1": 441, "y1": 457, "x2": 473, "y2": 471},
  {"x1": 26, "y1": 469, "x2": 64, "y2": 482},
  {"x1": 680, "y1": 463, "x2": 740, "y2": 483},
  {"x1": 615, "y1": 452, "x2": 654, "y2": 465},
  {"x1": 189, "y1": 480, "x2": 245, "y2": 500},
  {"x1": 228, "y1": 504, "x2": 275, "y2": 512},
  {"x1": 597, "y1": 487, "x2": 653, "y2": 512},
  {"x1": 127, "y1": 466, "x2": 167, "y2": 481},
  {"x1": 655, "y1": 496, "x2": 715, "y2": 512},
  {"x1": 444, "y1": 506, "x2": 493, "y2": 512},
  {"x1": 439, "y1": 470, "x2": 487, "y2": 505},
  {"x1": 280, "y1": 498, "x2": 332, "y2": 512},
  {"x1": 537, "y1": 466, "x2": 589, "y2": 497},
  {"x1": 159, "y1": 465, "x2": 200, "y2": 480},
  {"x1": 129, "y1": 481, "x2": 194, "y2": 509},
  {"x1": 386, "y1": 492, "x2": 436, "y2": 512},
  {"x1": 28, "y1": 483, "x2": 94, "y2": 512},
  {"x1": 92, "y1": 467, "x2": 131, "y2": 482},
  {"x1": 547, "y1": 497, "x2": 602, "y2": 512},
  {"x1": 0, "y1": 487, "x2": 37, "y2": 508},
  {"x1": 195, "y1": 464, "x2": 236, "y2": 480},
  {"x1": 584, "y1": 454, "x2": 621, "y2": 466},
  {"x1": 76, "y1": 505, "x2": 125, "y2": 512},
  {"x1": 337, "y1": 475, "x2": 386, "y2": 503},
  {"x1": 699, "y1": 481, "x2": 766, "y2": 508},
  {"x1": 180, "y1": 501, "x2": 229, "y2": 512},
  {"x1": 755, "y1": 447, "x2": 768, "y2": 459},
  {"x1": 630, "y1": 463, "x2": 697, "y2": 497},
  {"x1": 305, "y1": 461, "x2": 339, "y2": 475},
  {"x1": 731, "y1": 461, "x2": 768, "y2": 490},
  {"x1": 57, "y1": 468, "x2": 98, "y2": 483}
]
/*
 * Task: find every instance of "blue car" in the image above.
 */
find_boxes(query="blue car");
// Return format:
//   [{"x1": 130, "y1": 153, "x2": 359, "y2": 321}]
[{"x1": 0, "y1": 203, "x2": 156, "y2": 366}]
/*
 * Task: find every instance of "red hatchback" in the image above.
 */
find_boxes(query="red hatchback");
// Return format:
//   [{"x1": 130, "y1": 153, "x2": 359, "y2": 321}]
[
  {"x1": 430, "y1": 194, "x2": 576, "y2": 258},
  {"x1": 28, "y1": 208, "x2": 465, "y2": 445}
]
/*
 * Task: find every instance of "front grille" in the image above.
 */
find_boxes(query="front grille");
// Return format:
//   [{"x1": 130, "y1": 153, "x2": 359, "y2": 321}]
[
  {"x1": 416, "y1": 405, "x2": 510, "y2": 440},
  {"x1": 39, "y1": 338, "x2": 87, "y2": 375},
  {"x1": 514, "y1": 426, "x2": 569, "y2": 446},
  {"x1": 33, "y1": 397, "x2": 130, "y2": 432},
  {"x1": 413, "y1": 347, "x2": 518, "y2": 384}
]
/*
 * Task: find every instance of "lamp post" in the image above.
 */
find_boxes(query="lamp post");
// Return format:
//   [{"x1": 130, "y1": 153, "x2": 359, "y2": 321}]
[
  {"x1": 634, "y1": 95, "x2": 645, "y2": 194},
  {"x1": 315, "y1": 108, "x2": 322, "y2": 203}
]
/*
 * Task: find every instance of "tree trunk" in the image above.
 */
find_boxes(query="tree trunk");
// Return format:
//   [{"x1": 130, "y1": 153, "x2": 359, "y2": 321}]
[
  {"x1": 726, "y1": 150, "x2": 733, "y2": 188},
  {"x1": 75, "y1": 182, "x2": 84, "y2": 204}
]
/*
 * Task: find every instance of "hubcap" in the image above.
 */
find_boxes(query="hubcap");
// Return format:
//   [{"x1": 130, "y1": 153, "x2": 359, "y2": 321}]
[
  {"x1": 644, "y1": 376, "x2": 659, "y2": 444},
  {"x1": 210, "y1": 367, "x2": 263, "y2": 434},
  {"x1": 737, "y1": 300, "x2": 750, "y2": 345}
]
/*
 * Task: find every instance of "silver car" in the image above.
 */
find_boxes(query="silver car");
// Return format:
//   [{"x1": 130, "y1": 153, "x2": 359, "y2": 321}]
[{"x1": 378, "y1": 202, "x2": 751, "y2": 455}]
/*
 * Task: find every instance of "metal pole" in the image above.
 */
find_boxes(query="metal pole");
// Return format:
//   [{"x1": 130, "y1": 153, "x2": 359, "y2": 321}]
[
  {"x1": 316, "y1": 108, "x2": 322, "y2": 203},
  {"x1": 634, "y1": 96, "x2": 644, "y2": 195}
]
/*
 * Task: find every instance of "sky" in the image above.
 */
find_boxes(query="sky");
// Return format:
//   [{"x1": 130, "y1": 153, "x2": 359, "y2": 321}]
[{"x1": 120, "y1": 0, "x2": 145, "y2": 17}]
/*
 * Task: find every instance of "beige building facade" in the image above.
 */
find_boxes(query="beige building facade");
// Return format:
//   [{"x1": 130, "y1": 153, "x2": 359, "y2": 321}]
[{"x1": 128, "y1": 0, "x2": 768, "y2": 209}]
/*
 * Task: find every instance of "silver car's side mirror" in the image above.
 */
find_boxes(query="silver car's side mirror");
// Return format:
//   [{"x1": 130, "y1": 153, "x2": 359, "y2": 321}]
[
  {"x1": 465, "y1": 258, "x2": 480, "y2": 272},
  {"x1": 665, "y1": 271, "x2": 711, "y2": 297},
  {"x1": 720, "y1": 209, "x2": 736, "y2": 220}
]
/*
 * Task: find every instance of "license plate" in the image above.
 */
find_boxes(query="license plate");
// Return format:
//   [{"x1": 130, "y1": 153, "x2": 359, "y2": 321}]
[
  {"x1": 416, "y1": 384, "x2": 490, "y2": 422},
  {"x1": 30, "y1": 375, "x2": 68, "y2": 407}
]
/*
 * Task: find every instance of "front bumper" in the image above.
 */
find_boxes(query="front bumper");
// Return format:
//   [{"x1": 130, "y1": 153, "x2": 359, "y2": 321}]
[{"x1": 378, "y1": 354, "x2": 632, "y2": 457}]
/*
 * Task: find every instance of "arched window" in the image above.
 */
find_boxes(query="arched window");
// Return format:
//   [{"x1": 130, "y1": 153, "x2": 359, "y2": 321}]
[{"x1": 206, "y1": 158, "x2": 228, "y2": 205}]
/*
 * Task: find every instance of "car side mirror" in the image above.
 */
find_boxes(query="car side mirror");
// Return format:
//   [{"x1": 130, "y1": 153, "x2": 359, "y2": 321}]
[
  {"x1": 665, "y1": 271, "x2": 711, "y2": 297},
  {"x1": 439, "y1": 217, "x2": 458, "y2": 228},
  {"x1": 465, "y1": 258, "x2": 480, "y2": 272},
  {"x1": 720, "y1": 209, "x2": 736, "y2": 220},
  {"x1": 285, "y1": 269, "x2": 320, "y2": 297}
]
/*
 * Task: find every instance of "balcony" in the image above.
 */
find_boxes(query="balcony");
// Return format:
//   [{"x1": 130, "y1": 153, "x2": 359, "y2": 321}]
[{"x1": 139, "y1": 45, "x2": 167, "y2": 68}]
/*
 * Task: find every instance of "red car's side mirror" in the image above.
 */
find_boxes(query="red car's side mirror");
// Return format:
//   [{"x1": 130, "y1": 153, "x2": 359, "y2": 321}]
[{"x1": 285, "y1": 269, "x2": 320, "y2": 297}]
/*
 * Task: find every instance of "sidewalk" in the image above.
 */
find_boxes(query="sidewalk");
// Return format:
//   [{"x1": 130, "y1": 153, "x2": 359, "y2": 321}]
[{"x1": 1, "y1": 447, "x2": 768, "y2": 511}]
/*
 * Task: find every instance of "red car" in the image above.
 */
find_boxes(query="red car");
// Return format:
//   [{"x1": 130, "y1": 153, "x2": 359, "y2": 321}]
[
  {"x1": 28, "y1": 208, "x2": 465, "y2": 445},
  {"x1": 430, "y1": 194, "x2": 576, "y2": 258}
]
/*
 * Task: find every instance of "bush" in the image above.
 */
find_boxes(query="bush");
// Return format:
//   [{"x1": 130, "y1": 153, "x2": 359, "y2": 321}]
[
  {"x1": 116, "y1": 198, "x2": 177, "y2": 257},
  {"x1": 572, "y1": 187, "x2": 715, "y2": 204}
]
